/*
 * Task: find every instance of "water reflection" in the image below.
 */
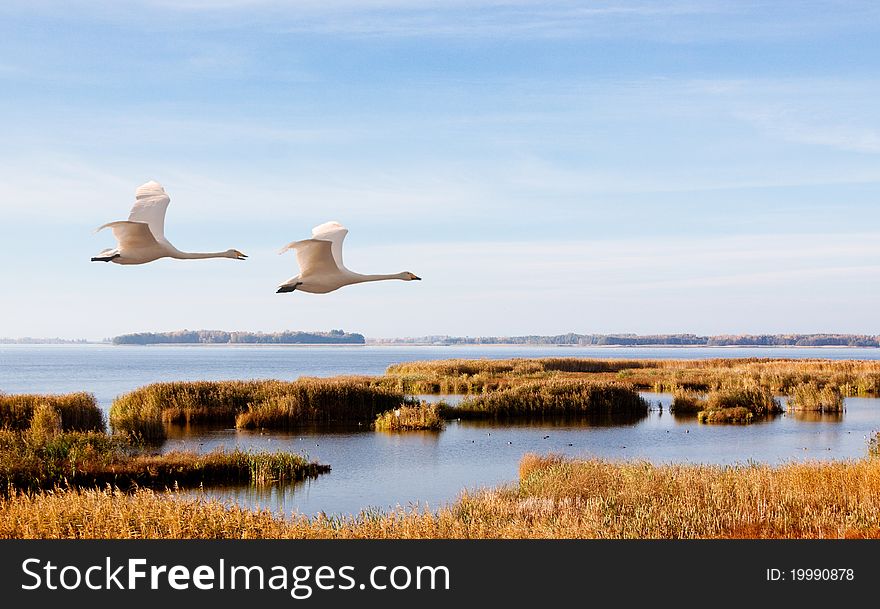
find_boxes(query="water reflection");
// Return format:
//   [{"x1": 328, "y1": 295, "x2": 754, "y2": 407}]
[
  {"x1": 457, "y1": 411, "x2": 648, "y2": 428},
  {"x1": 787, "y1": 411, "x2": 845, "y2": 423},
  {"x1": 372, "y1": 428, "x2": 443, "y2": 445},
  {"x1": 165, "y1": 421, "x2": 368, "y2": 441},
  {"x1": 669, "y1": 412, "x2": 784, "y2": 425},
  {"x1": 185, "y1": 480, "x2": 320, "y2": 515}
]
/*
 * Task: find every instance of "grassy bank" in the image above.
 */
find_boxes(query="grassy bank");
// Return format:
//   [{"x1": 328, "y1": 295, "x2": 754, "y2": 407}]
[
  {"x1": 4, "y1": 452, "x2": 880, "y2": 538},
  {"x1": 110, "y1": 378, "x2": 404, "y2": 442},
  {"x1": 0, "y1": 392, "x2": 105, "y2": 432},
  {"x1": 448, "y1": 380, "x2": 649, "y2": 420}
]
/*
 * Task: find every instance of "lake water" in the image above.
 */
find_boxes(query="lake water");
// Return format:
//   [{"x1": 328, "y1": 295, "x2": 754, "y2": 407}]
[{"x1": 2, "y1": 344, "x2": 880, "y2": 516}]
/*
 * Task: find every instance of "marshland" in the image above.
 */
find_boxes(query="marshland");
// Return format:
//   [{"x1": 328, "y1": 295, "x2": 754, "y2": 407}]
[
  {"x1": 0, "y1": 401, "x2": 328, "y2": 493},
  {"x1": 4, "y1": 453, "x2": 880, "y2": 539},
  {"x1": 3, "y1": 344, "x2": 880, "y2": 535}
]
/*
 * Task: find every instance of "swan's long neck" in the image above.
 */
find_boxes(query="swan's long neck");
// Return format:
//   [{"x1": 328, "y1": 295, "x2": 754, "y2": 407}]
[
  {"x1": 349, "y1": 272, "x2": 407, "y2": 284},
  {"x1": 171, "y1": 251, "x2": 229, "y2": 260}
]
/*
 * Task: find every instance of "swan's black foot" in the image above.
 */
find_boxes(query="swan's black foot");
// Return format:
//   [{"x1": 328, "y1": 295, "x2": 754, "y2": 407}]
[
  {"x1": 277, "y1": 282, "x2": 303, "y2": 293},
  {"x1": 91, "y1": 254, "x2": 121, "y2": 262}
]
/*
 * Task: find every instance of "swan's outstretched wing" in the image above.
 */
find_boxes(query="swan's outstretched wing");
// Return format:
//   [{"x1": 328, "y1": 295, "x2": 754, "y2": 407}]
[
  {"x1": 311, "y1": 221, "x2": 348, "y2": 270},
  {"x1": 97, "y1": 221, "x2": 161, "y2": 250},
  {"x1": 279, "y1": 239, "x2": 340, "y2": 276},
  {"x1": 128, "y1": 180, "x2": 171, "y2": 242}
]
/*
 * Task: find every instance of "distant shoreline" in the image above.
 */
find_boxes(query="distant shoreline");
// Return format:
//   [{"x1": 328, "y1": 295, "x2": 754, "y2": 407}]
[
  {"x1": 2, "y1": 342, "x2": 879, "y2": 349},
  {"x1": 367, "y1": 343, "x2": 880, "y2": 349},
  {"x1": 6, "y1": 331, "x2": 880, "y2": 349}
]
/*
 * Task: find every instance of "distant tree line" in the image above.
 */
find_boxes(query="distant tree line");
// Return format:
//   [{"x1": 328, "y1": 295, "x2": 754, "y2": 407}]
[
  {"x1": 112, "y1": 329, "x2": 365, "y2": 345},
  {"x1": 705, "y1": 334, "x2": 880, "y2": 347},
  {"x1": 369, "y1": 334, "x2": 880, "y2": 347}
]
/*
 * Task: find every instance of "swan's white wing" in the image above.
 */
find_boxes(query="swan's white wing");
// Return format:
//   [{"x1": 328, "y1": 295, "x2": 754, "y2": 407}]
[
  {"x1": 279, "y1": 239, "x2": 340, "y2": 276},
  {"x1": 97, "y1": 220, "x2": 161, "y2": 250},
  {"x1": 128, "y1": 180, "x2": 171, "y2": 242},
  {"x1": 311, "y1": 221, "x2": 348, "y2": 270}
]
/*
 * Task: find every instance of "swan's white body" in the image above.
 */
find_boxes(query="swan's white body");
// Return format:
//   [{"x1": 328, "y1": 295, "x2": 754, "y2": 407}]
[
  {"x1": 277, "y1": 221, "x2": 420, "y2": 294},
  {"x1": 92, "y1": 181, "x2": 246, "y2": 265}
]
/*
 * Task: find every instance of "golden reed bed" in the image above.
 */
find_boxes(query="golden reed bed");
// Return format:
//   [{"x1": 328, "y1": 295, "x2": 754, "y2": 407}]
[
  {"x1": 385, "y1": 357, "x2": 880, "y2": 395},
  {"x1": 102, "y1": 358, "x2": 880, "y2": 438},
  {"x1": 3, "y1": 454, "x2": 880, "y2": 539}
]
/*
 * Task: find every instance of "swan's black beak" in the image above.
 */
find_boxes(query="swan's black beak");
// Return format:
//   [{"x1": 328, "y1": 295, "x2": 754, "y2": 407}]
[
  {"x1": 277, "y1": 282, "x2": 302, "y2": 293},
  {"x1": 412, "y1": 275, "x2": 421, "y2": 280},
  {"x1": 236, "y1": 252, "x2": 248, "y2": 260}
]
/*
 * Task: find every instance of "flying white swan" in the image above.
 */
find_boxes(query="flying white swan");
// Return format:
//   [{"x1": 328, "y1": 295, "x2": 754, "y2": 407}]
[
  {"x1": 91, "y1": 180, "x2": 247, "y2": 265},
  {"x1": 276, "y1": 221, "x2": 421, "y2": 294}
]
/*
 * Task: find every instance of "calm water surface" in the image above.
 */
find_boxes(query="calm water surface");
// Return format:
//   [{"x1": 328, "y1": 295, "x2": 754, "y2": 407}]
[{"x1": 2, "y1": 344, "x2": 880, "y2": 516}]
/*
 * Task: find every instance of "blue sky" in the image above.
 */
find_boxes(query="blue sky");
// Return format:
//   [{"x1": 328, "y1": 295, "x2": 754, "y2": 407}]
[{"x1": 1, "y1": 1, "x2": 879, "y2": 339}]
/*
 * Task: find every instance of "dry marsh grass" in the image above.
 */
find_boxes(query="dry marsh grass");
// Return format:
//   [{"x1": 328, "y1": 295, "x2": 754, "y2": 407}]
[
  {"x1": 696, "y1": 387, "x2": 782, "y2": 424},
  {"x1": 118, "y1": 450, "x2": 329, "y2": 487},
  {"x1": 0, "y1": 428, "x2": 127, "y2": 492},
  {"x1": 386, "y1": 357, "x2": 880, "y2": 397},
  {"x1": 234, "y1": 380, "x2": 401, "y2": 430},
  {"x1": 509, "y1": 454, "x2": 880, "y2": 538},
  {"x1": 110, "y1": 378, "x2": 404, "y2": 442},
  {"x1": 450, "y1": 380, "x2": 648, "y2": 420},
  {"x1": 385, "y1": 358, "x2": 650, "y2": 393},
  {"x1": 0, "y1": 425, "x2": 326, "y2": 492},
  {"x1": 374, "y1": 403, "x2": 443, "y2": 431},
  {"x1": 669, "y1": 389, "x2": 705, "y2": 414},
  {"x1": 0, "y1": 409, "x2": 327, "y2": 492},
  {"x1": 5, "y1": 454, "x2": 880, "y2": 539},
  {"x1": 0, "y1": 392, "x2": 105, "y2": 432},
  {"x1": 788, "y1": 381, "x2": 845, "y2": 412},
  {"x1": 104, "y1": 358, "x2": 880, "y2": 441},
  {"x1": 388, "y1": 358, "x2": 652, "y2": 378}
]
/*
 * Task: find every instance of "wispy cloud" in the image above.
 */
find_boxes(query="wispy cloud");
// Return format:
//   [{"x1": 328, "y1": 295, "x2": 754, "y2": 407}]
[
  {"x1": 736, "y1": 106, "x2": 880, "y2": 154},
  {"x1": 360, "y1": 232, "x2": 880, "y2": 293},
  {"x1": 0, "y1": 62, "x2": 24, "y2": 76},
  {"x1": 674, "y1": 78, "x2": 880, "y2": 156},
  {"x1": 6, "y1": 0, "x2": 870, "y2": 40},
  {"x1": 0, "y1": 154, "x2": 492, "y2": 226}
]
